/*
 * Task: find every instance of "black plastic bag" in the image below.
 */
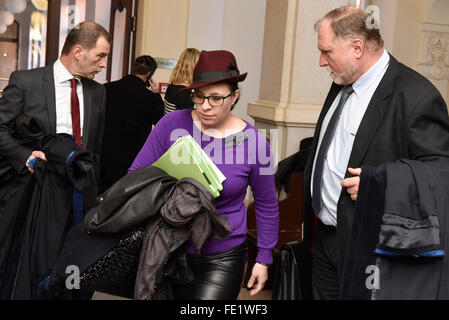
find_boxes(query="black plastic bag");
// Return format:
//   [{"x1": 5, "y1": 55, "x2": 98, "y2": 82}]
[{"x1": 271, "y1": 240, "x2": 304, "y2": 300}]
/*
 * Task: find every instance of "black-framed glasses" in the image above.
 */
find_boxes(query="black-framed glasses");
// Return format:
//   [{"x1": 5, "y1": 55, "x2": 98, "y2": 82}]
[{"x1": 191, "y1": 91, "x2": 234, "y2": 107}]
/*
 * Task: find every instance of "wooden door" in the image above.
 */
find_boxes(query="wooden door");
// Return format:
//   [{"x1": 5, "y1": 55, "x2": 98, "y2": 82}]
[{"x1": 107, "y1": 0, "x2": 138, "y2": 82}]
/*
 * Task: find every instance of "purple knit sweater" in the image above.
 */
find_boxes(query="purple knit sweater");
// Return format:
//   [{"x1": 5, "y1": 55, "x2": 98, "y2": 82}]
[{"x1": 129, "y1": 109, "x2": 279, "y2": 264}]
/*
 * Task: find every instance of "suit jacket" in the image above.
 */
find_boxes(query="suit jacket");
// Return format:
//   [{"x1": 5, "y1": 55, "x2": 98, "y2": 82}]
[
  {"x1": 99, "y1": 75, "x2": 164, "y2": 193},
  {"x1": 301, "y1": 54, "x2": 449, "y2": 299},
  {"x1": 0, "y1": 62, "x2": 106, "y2": 209}
]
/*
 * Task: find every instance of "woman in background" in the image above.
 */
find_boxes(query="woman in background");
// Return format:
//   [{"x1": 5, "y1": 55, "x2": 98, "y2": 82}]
[{"x1": 163, "y1": 48, "x2": 200, "y2": 114}]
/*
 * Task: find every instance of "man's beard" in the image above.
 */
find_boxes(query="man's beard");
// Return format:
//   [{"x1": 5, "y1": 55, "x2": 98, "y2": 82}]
[{"x1": 326, "y1": 62, "x2": 357, "y2": 85}]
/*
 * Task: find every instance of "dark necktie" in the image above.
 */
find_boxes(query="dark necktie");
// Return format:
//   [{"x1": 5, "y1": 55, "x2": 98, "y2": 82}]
[
  {"x1": 70, "y1": 78, "x2": 84, "y2": 222},
  {"x1": 312, "y1": 85, "x2": 354, "y2": 215},
  {"x1": 70, "y1": 78, "x2": 82, "y2": 147}
]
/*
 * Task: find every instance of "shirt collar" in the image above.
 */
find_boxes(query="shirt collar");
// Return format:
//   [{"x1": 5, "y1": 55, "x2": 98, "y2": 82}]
[
  {"x1": 54, "y1": 59, "x2": 81, "y2": 83},
  {"x1": 352, "y1": 49, "x2": 390, "y2": 97}
]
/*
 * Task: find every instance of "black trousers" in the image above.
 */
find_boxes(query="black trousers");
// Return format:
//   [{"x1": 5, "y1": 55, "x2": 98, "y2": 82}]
[
  {"x1": 172, "y1": 242, "x2": 247, "y2": 300},
  {"x1": 312, "y1": 220, "x2": 340, "y2": 300}
]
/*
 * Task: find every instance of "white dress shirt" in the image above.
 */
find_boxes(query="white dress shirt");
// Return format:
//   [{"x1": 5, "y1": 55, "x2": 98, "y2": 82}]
[
  {"x1": 53, "y1": 59, "x2": 84, "y2": 136},
  {"x1": 311, "y1": 50, "x2": 390, "y2": 226}
]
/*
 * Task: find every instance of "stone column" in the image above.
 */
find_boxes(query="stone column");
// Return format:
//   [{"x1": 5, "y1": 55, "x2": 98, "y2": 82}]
[{"x1": 247, "y1": 0, "x2": 355, "y2": 162}]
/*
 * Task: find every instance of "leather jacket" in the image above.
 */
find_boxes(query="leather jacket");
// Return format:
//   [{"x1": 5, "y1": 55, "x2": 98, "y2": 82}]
[
  {"x1": 135, "y1": 177, "x2": 232, "y2": 300},
  {"x1": 84, "y1": 166, "x2": 177, "y2": 233},
  {"x1": 83, "y1": 165, "x2": 232, "y2": 300}
]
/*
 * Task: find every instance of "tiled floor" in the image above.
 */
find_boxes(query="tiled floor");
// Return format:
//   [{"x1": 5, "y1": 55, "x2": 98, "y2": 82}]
[
  {"x1": 237, "y1": 289, "x2": 272, "y2": 300},
  {"x1": 92, "y1": 289, "x2": 272, "y2": 300},
  {"x1": 92, "y1": 291, "x2": 129, "y2": 300}
]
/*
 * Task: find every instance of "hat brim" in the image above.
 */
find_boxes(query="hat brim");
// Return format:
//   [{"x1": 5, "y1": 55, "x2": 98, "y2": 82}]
[{"x1": 180, "y1": 73, "x2": 247, "y2": 91}]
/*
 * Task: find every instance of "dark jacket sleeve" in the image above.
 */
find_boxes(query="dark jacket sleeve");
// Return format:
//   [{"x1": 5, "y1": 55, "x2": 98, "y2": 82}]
[
  {"x1": 0, "y1": 71, "x2": 33, "y2": 172},
  {"x1": 95, "y1": 86, "x2": 107, "y2": 168},
  {"x1": 377, "y1": 160, "x2": 444, "y2": 256},
  {"x1": 148, "y1": 92, "x2": 164, "y2": 125},
  {"x1": 407, "y1": 90, "x2": 449, "y2": 161}
]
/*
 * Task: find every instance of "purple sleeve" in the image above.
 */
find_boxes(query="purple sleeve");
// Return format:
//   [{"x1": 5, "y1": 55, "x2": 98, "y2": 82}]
[{"x1": 248, "y1": 133, "x2": 279, "y2": 265}]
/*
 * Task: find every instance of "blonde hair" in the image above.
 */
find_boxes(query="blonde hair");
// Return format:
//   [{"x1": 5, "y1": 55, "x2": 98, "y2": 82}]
[{"x1": 169, "y1": 48, "x2": 200, "y2": 85}]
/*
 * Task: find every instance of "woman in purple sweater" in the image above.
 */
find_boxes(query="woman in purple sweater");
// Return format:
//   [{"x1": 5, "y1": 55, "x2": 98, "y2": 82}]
[{"x1": 129, "y1": 50, "x2": 279, "y2": 300}]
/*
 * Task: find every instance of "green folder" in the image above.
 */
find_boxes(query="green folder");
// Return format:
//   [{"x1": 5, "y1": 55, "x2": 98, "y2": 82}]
[
  {"x1": 175, "y1": 135, "x2": 225, "y2": 195},
  {"x1": 182, "y1": 135, "x2": 225, "y2": 191},
  {"x1": 151, "y1": 135, "x2": 226, "y2": 198}
]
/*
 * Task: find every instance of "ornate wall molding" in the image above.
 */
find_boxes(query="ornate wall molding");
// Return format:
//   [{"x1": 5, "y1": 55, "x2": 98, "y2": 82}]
[{"x1": 418, "y1": 23, "x2": 449, "y2": 81}]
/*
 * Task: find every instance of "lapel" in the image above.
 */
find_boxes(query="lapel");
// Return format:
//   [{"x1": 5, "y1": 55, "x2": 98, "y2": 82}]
[
  {"x1": 42, "y1": 63, "x2": 57, "y2": 134},
  {"x1": 81, "y1": 78, "x2": 94, "y2": 147},
  {"x1": 346, "y1": 54, "x2": 398, "y2": 171}
]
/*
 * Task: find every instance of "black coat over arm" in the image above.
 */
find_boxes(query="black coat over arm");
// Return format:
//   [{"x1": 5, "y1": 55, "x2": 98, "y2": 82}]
[{"x1": 0, "y1": 63, "x2": 106, "y2": 210}]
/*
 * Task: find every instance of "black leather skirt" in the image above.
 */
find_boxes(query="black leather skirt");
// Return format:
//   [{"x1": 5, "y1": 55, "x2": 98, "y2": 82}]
[{"x1": 172, "y1": 241, "x2": 247, "y2": 300}]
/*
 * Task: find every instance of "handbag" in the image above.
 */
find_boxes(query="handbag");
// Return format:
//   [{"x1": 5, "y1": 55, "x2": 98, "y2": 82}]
[
  {"x1": 271, "y1": 239, "x2": 304, "y2": 300},
  {"x1": 80, "y1": 227, "x2": 145, "y2": 299}
]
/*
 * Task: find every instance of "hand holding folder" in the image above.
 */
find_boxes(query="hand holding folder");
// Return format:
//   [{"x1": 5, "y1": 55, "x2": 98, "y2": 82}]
[{"x1": 151, "y1": 135, "x2": 226, "y2": 198}]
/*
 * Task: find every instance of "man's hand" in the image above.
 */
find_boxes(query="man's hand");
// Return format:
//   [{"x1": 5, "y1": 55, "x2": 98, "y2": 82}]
[
  {"x1": 341, "y1": 167, "x2": 362, "y2": 201},
  {"x1": 246, "y1": 262, "x2": 268, "y2": 296},
  {"x1": 148, "y1": 78, "x2": 159, "y2": 93},
  {"x1": 26, "y1": 151, "x2": 47, "y2": 174}
]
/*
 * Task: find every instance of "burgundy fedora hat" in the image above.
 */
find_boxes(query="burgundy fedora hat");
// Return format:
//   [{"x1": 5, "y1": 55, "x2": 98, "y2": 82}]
[{"x1": 182, "y1": 50, "x2": 247, "y2": 91}]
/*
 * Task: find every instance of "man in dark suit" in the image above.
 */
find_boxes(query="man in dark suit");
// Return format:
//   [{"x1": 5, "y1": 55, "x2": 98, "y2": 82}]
[
  {"x1": 99, "y1": 55, "x2": 164, "y2": 193},
  {"x1": 302, "y1": 6, "x2": 449, "y2": 300},
  {"x1": 0, "y1": 21, "x2": 111, "y2": 210}
]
